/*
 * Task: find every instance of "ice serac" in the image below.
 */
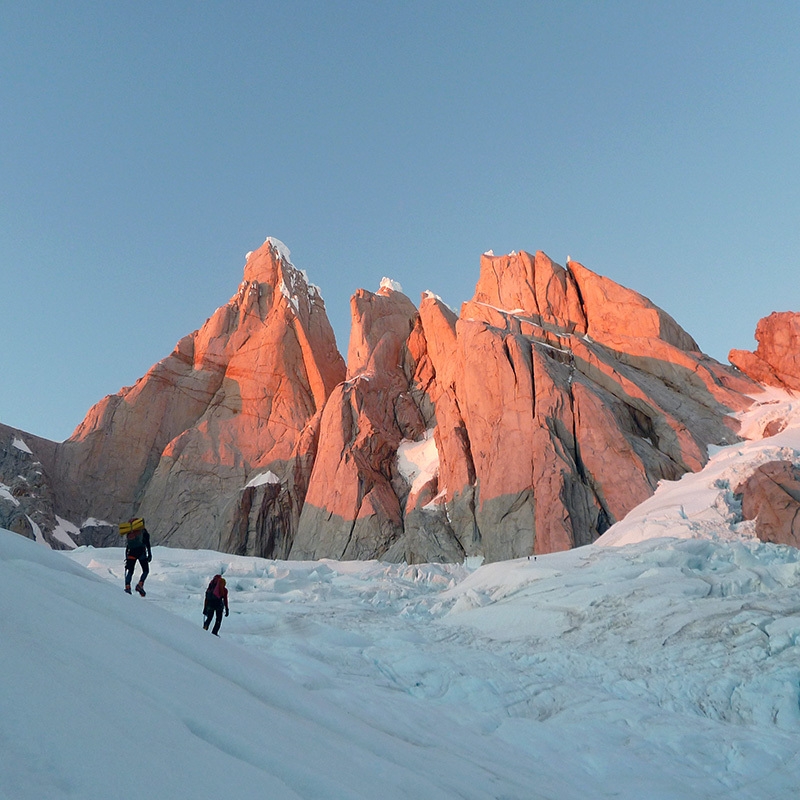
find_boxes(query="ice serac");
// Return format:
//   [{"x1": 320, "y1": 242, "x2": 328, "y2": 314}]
[
  {"x1": 729, "y1": 311, "x2": 800, "y2": 391},
  {"x1": 51, "y1": 239, "x2": 345, "y2": 552}
]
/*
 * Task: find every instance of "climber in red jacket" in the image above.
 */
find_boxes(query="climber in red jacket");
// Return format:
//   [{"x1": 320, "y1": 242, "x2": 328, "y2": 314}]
[{"x1": 203, "y1": 574, "x2": 229, "y2": 636}]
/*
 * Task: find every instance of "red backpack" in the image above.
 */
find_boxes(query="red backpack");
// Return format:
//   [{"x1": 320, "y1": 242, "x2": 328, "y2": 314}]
[{"x1": 205, "y1": 575, "x2": 222, "y2": 603}]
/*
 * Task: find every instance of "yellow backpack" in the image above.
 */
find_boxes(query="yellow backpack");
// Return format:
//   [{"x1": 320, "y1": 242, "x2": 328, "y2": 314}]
[{"x1": 119, "y1": 517, "x2": 145, "y2": 535}]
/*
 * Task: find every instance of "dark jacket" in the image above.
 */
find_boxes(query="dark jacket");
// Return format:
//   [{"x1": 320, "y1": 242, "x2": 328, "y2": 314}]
[
  {"x1": 204, "y1": 574, "x2": 229, "y2": 612},
  {"x1": 126, "y1": 529, "x2": 152, "y2": 560}
]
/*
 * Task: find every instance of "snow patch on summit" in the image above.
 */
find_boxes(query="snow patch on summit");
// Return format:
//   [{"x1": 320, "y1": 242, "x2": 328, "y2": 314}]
[
  {"x1": 265, "y1": 238, "x2": 323, "y2": 309},
  {"x1": 421, "y1": 290, "x2": 455, "y2": 313},
  {"x1": 379, "y1": 277, "x2": 403, "y2": 294},
  {"x1": 265, "y1": 237, "x2": 293, "y2": 266}
]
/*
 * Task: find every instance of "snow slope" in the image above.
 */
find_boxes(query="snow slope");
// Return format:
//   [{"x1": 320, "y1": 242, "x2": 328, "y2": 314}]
[
  {"x1": 2, "y1": 389, "x2": 800, "y2": 798},
  {"x1": 598, "y1": 387, "x2": 800, "y2": 547}
]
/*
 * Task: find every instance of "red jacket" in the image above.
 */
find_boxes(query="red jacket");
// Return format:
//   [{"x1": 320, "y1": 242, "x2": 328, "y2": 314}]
[{"x1": 206, "y1": 575, "x2": 229, "y2": 612}]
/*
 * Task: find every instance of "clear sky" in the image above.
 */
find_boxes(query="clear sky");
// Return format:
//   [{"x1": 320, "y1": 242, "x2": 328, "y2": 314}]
[{"x1": 2, "y1": 1, "x2": 799, "y2": 442}]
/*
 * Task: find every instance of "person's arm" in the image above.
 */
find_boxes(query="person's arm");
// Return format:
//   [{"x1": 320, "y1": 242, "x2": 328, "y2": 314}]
[
  {"x1": 144, "y1": 530, "x2": 152, "y2": 561},
  {"x1": 224, "y1": 589, "x2": 229, "y2": 616}
]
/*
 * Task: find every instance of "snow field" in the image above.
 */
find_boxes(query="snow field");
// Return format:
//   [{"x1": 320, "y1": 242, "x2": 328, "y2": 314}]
[
  {"x1": 60, "y1": 533, "x2": 800, "y2": 799},
  {"x1": 4, "y1": 389, "x2": 800, "y2": 798}
]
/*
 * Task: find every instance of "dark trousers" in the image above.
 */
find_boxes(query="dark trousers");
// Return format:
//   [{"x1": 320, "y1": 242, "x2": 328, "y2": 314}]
[
  {"x1": 203, "y1": 600, "x2": 224, "y2": 635},
  {"x1": 125, "y1": 553, "x2": 149, "y2": 587}
]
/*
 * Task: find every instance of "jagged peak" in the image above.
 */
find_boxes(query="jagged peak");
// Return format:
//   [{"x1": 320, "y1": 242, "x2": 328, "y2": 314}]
[
  {"x1": 264, "y1": 236, "x2": 293, "y2": 266},
  {"x1": 378, "y1": 277, "x2": 404, "y2": 296},
  {"x1": 421, "y1": 290, "x2": 454, "y2": 314},
  {"x1": 239, "y1": 237, "x2": 325, "y2": 318},
  {"x1": 244, "y1": 236, "x2": 293, "y2": 267},
  {"x1": 482, "y1": 249, "x2": 523, "y2": 261}
]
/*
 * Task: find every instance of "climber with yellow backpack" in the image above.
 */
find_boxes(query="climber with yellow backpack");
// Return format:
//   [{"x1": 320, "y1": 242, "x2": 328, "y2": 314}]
[{"x1": 119, "y1": 517, "x2": 152, "y2": 596}]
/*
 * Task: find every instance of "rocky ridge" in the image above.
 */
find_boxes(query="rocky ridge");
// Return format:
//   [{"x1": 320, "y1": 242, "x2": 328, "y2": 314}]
[
  {"x1": 730, "y1": 311, "x2": 800, "y2": 392},
  {"x1": 2, "y1": 239, "x2": 795, "y2": 558}
]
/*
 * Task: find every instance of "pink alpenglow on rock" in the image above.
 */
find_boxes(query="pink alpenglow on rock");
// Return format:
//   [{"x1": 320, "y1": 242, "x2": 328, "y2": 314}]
[
  {"x1": 4, "y1": 243, "x2": 784, "y2": 564},
  {"x1": 45, "y1": 238, "x2": 345, "y2": 554},
  {"x1": 729, "y1": 311, "x2": 800, "y2": 392},
  {"x1": 735, "y1": 461, "x2": 800, "y2": 548}
]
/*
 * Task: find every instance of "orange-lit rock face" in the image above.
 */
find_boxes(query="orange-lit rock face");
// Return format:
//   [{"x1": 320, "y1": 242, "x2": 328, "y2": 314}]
[
  {"x1": 292, "y1": 251, "x2": 759, "y2": 563},
  {"x1": 471, "y1": 251, "x2": 586, "y2": 334},
  {"x1": 730, "y1": 311, "x2": 800, "y2": 391},
  {"x1": 35, "y1": 245, "x2": 766, "y2": 563},
  {"x1": 51, "y1": 239, "x2": 345, "y2": 550},
  {"x1": 291, "y1": 284, "x2": 426, "y2": 561},
  {"x1": 736, "y1": 461, "x2": 800, "y2": 548}
]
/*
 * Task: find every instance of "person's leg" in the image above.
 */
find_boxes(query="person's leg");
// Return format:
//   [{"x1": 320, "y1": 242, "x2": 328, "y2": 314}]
[
  {"x1": 203, "y1": 604, "x2": 213, "y2": 630},
  {"x1": 137, "y1": 556, "x2": 150, "y2": 584},
  {"x1": 135, "y1": 556, "x2": 149, "y2": 595},
  {"x1": 211, "y1": 605, "x2": 223, "y2": 635},
  {"x1": 124, "y1": 557, "x2": 135, "y2": 592}
]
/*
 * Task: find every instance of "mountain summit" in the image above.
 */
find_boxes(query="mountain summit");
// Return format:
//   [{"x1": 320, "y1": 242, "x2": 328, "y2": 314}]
[{"x1": 1, "y1": 239, "x2": 792, "y2": 561}]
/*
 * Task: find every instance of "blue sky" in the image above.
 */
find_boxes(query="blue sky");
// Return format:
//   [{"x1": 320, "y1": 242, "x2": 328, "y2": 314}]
[{"x1": 2, "y1": 2, "x2": 799, "y2": 442}]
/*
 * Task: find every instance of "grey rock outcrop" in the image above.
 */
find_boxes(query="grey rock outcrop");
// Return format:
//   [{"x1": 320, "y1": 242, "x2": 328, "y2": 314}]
[{"x1": 0, "y1": 423, "x2": 62, "y2": 546}]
